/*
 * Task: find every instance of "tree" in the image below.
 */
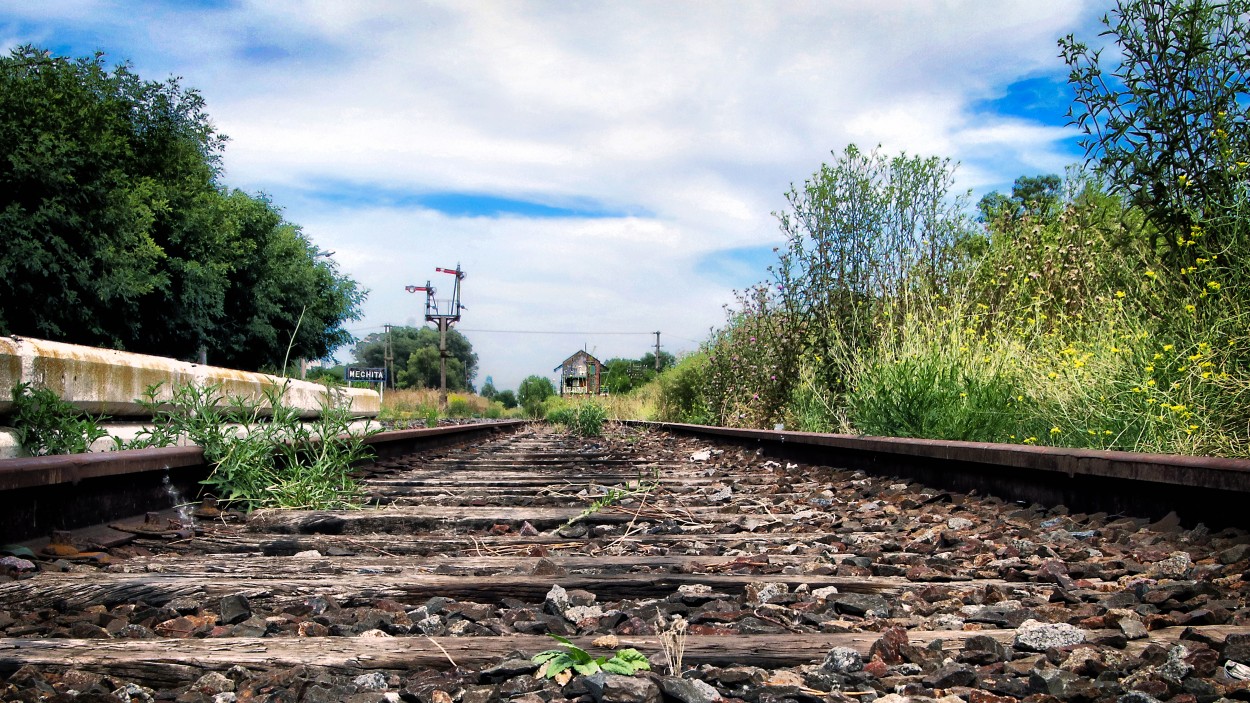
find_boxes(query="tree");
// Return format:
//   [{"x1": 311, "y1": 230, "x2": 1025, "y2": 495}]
[
  {"x1": 976, "y1": 175, "x2": 1062, "y2": 223},
  {"x1": 518, "y1": 375, "x2": 555, "y2": 416},
  {"x1": 480, "y1": 376, "x2": 498, "y2": 400},
  {"x1": 495, "y1": 389, "x2": 518, "y2": 409},
  {"x1": 0, "y1": 46, "x2": 363, "y2": 367},
  {"x1": 1060, "y1": 0, "x2": 1250, "y2": 253},
  {"x1": 772, "y1": 144, "x2": 971, "y2": 390},
  {"x1": 352, "y1": 326, "x2": 477, "y2": 391}
]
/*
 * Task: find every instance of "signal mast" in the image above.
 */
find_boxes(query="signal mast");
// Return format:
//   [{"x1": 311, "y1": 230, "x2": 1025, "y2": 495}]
[{"x1": 405, "y1": 265, "x2": 465, "y2": 410}]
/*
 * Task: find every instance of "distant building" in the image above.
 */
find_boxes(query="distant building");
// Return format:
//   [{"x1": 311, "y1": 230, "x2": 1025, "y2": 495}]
[{"x1": 554, "y1": 350, "x2": 603, "y2": 396}]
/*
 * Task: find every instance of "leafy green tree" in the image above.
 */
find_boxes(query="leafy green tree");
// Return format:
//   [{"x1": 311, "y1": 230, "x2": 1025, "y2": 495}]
[
  {"x1": 771, "y1": 144, "x2": 971, "y2": 393},
  {"x1": 0, "y1": 46, "x2": 363, "y2": 367},
  {"x1": 977, "y1": 175, "x2": 1062, "y2": 223},
  {"x1": 352, "y1": 326, "x2": 477, "y2": 391},
  {"x1": 1060, "y1": 0, "x2": 1250, "y2": 253},
  {"x1": 400, "y1": 345, "x2": 468, "y2": 391},
  {"x1": 518, "y1": 375, "x2": 555, "y2": 416},
  {"x1": 480, "y1": 376, "x2": 498, "y2": 400},
  {"x1": 495, "y1": 389, "x2": 518, "y2": 409}
]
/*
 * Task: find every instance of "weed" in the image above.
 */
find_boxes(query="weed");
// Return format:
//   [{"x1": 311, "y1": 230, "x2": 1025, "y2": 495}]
[
  {"x1": 8, "y1": 382, "x2": 109, "y2": 456},
  {"x1": 532, "y1": 634, "x2": 649, "y2": 679},
  {"x1": 562, "y1": 480, "x2": 656, "y2": 529},
  {"x1": 655, "y1": 616, "x2": 688, "y2": 675},
  {"x1": 546, "y1": 400, "x2": 608, "y2": 437},
  {"x1": 128, "y1": 381, "x2": 378, "y2": 510}
]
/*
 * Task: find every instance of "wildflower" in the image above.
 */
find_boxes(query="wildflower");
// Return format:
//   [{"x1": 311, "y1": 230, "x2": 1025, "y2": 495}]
[
  {"x1": 1163, "y1": 344, "x2": 1174, "y2": 351},
  {"x1": 1023, "y1": 437, "x2": 1037, "y2": 445},
  {"x1": 1207, "y1": 281, "x2": 1221, "y2": 290},
  {"x1": 1146, "y1": 379, "x2": 1156, "y2": 386},
  {"x1": 1048, "y1": 372, "x2": 1058, "y2": 379},
  {"x1": 1185, "y1": 304, "x2": 1196, "y2": 312},
  {"x1": 1050, "y1": 427, "x2": 1061, "y2": 435},
  {"x1": 1145, "y1": 365, "x2": 1154, "y2": 372},
  {"x1": 1145, "y1": 270, "x2": 1157, "y2": 279},
  {"x1": 1115, "y1": 290, "x2": 1126, "y2": 299}
]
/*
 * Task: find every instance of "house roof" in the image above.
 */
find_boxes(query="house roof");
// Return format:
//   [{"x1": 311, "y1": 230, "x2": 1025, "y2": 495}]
[{"x1": 553, "y1": 350, "x2": 602, "y2": 372}]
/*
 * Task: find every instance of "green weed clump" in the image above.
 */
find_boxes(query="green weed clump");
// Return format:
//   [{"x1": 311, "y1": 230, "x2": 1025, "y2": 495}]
[
  {"x1": 8, "y1": 382, "x2": 108, "y2": 456},
  {"x1": 128, "y1": 381, "x2": 379, "y2": 510},
  {"x1": 546, "y1": 399, "x2": 608, "y2": 437}
]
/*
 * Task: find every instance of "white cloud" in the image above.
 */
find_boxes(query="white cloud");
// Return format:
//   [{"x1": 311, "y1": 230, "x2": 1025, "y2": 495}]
[{"x1": 3, "y1": 0, "x2": 1106, "y2": 389}]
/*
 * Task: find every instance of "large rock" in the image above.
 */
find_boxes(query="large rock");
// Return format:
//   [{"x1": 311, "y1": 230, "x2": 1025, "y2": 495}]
[
  {"x1": 833, "y1": 593, "x2": 890, "y2": 618},
  {"x1": 822, "y1": 646, "x2": 864, "y2": 674},
  {"x1": 1013, "y1": 620, "x2": 1087, "y2": 652},
  {"x1": 658, "y1": 676, "x2": 721, "y2": 703}
]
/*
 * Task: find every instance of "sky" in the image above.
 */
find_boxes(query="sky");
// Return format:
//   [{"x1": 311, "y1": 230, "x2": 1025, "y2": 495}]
[{"x1": 1, "y1": 1, "x2": 1102, "y2": 392}]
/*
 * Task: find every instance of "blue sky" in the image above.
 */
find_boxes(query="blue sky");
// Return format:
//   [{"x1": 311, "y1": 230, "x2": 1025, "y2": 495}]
[{"x1": 1, "y1": 1, "x2": 1100, "y2": 390}]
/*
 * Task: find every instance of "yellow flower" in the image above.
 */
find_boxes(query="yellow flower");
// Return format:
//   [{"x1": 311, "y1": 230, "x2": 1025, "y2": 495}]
[
  {"x1": 1047, "y1": 372, "x2": 1058, "y2": 379},
  {"x1": 1145, "y1": 270, "x2": 1157, "y2": 278},
  {"x1": 1163, "y1": 344, "x2": 1174, "y2": 351},
  {"x1": 1145, "y1": 365, "x2": 1154, "y2": 372},
  {"x1": 1186, "y1": 304, "x2": 1196, "y2": 312},
  {"x1": 1050, "y1": 427, "x2": 1061, "y2": 435},
  {"x1": 1208, "y1": 281, "x2": 1221, "y2": 290},
  {"x1": 1146, "y1": 379, "x2": 1156, "y2": 386},
  {"x1": 1115, "y1": 290, "x2": 1126, "y2": 299}
]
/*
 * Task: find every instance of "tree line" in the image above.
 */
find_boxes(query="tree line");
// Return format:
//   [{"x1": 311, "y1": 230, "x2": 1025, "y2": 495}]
[{"x1": 0, "y1": 46, "x2": 363, "y2": 370}]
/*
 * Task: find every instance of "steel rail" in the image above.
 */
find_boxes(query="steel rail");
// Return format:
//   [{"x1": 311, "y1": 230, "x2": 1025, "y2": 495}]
[
  {"x1": 630, "y1": 421, "x2": 1250, "y2": 528},
  {"x1": 0, "y1": 420, "x2": 528, "y2": 543}
]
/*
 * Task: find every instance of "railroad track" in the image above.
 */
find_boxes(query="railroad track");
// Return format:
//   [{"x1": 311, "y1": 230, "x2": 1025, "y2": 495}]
[{"x1": 3, "y1": 422, "x2": 1250, "y2": 702}]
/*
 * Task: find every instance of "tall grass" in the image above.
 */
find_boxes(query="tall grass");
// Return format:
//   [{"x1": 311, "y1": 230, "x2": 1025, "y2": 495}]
[
  {"x1": 380, "y1": 388, "x2": 518, "y2": 423},
  {"x1": 636, "y1": 164, "x2": 1250, "y2": 457}
]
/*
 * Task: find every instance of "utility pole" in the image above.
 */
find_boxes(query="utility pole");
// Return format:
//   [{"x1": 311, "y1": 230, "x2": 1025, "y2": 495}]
[
  {"x1": 654, "y1": 331, "x2": 662, "y2": 372},
  {"x1": 383, "y1": 324, "x2": 394, "y2": 390},
  {"x1": 406, "y1": 265, "x2": 465, "y2": 412}
]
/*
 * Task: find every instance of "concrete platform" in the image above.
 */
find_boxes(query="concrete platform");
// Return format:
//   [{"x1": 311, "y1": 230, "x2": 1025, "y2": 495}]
[{"x1": 0, "y1": 335, "x2": 377, "y2": 422}]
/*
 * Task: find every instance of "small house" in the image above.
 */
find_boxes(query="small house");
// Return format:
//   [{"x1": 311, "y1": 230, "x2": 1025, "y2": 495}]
[{"x1": 554, "y1": 350, "x2": 602, "y2": 396}]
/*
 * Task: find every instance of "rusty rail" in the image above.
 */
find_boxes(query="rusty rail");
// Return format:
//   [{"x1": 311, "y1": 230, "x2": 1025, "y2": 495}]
[
  {"x1": 0, "y1": 420, "x2": 528, "y2": 543},
  {"x1": 632, "y1": 421, "x2": 1250, "y2": 528}
]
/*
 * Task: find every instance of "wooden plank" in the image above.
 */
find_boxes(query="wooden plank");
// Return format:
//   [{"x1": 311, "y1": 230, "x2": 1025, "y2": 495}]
[
  {"x1": 242, "y1": 506, "x2": 803, "y2": 534},
  {"x1": 2, "y1": 571, "x2": 932, "y2": 610},
  {"x1": 95, "y1": 552, "x2": 948, "y2": 577},
  {"x1": 0, "y1": 626, "x2": 1236, "y2": 688},
  {"x1": 156, "y1": 530, "x2": 881, "y2": 556}
]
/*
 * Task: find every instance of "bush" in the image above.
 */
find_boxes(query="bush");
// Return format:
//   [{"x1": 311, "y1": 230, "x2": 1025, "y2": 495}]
[{"x1": 654, "y1": 353, "x2": 711, "y2": 424}]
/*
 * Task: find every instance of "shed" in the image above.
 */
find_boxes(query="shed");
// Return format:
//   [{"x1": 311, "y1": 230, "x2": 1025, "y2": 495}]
[{"x1": 554, "y1": 350, "x2": 603, "y2": 396}]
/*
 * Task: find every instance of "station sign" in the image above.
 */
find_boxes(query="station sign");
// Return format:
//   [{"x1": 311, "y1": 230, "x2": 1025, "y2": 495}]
[{"x1": 345, "y1": 367, "x2": 386, "y2": 383}]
